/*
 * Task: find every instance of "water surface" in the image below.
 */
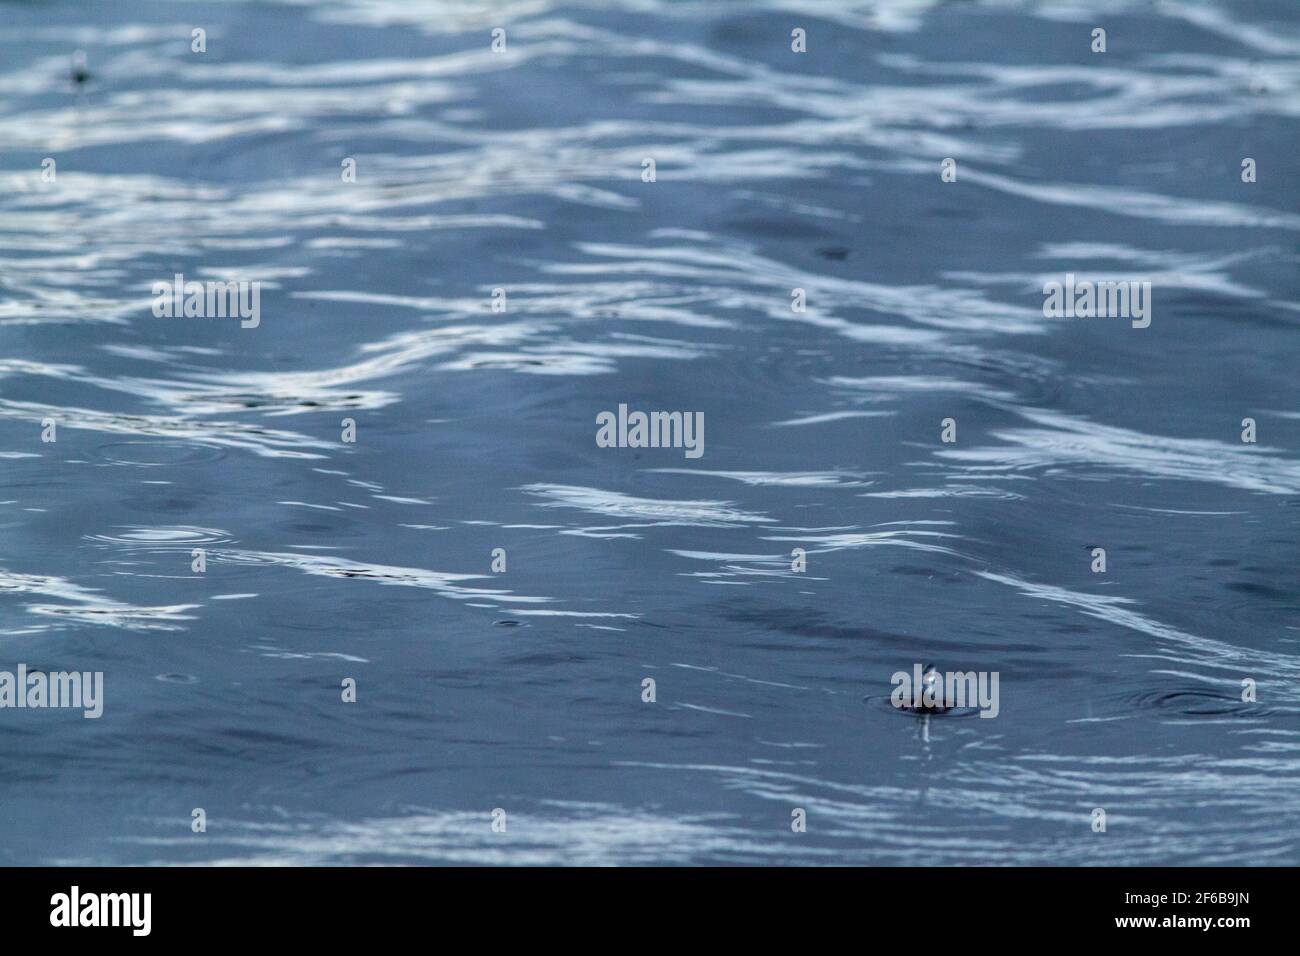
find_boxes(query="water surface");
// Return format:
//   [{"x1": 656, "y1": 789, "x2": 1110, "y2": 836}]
[{"x1": 1, "y1": 0, "x2": 1298, "y2": 865}]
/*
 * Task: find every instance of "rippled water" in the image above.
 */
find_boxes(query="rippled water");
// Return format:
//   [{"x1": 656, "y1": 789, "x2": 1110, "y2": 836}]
[{"x1": 1, "y1": 0, "x2": 1298, "y2": 865}]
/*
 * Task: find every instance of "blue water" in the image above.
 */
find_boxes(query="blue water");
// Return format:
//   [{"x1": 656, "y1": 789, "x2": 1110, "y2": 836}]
[{"x1": 1, "y1": 0, "x2": 1298, "y2": 865}]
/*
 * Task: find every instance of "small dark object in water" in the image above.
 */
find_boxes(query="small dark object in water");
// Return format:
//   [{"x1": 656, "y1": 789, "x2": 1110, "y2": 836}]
[
  {"x1": 816, "y1": 246, "x2": 849, "y2": 261},
  {"x1": 902, "y1": 663, "x2": 951, "y2": 715},
  {"x1": 70, "y1": 50, "x2": 90, "y2": 87}
]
